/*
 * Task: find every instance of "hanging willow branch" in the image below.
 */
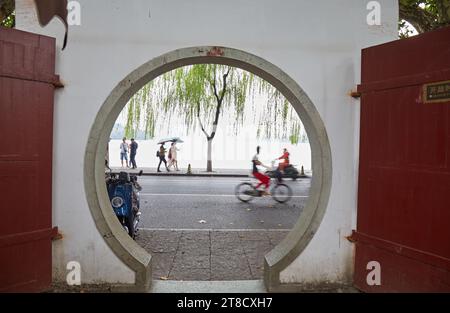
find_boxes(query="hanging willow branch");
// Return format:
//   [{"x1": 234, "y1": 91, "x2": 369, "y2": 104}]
[{"x1": 123, "y1": 64, "x2": 305, "y2": 144}]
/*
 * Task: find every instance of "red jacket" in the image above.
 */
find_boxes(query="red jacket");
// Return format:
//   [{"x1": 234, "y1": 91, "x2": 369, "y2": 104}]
[{"x1": 279, "y1": 152, "x2": 290, "y2": 164}]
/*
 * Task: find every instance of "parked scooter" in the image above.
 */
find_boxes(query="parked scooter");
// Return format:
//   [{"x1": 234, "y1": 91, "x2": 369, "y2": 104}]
[{"x1": 105, "y1": 165, "x2": 143, "y2": 239}]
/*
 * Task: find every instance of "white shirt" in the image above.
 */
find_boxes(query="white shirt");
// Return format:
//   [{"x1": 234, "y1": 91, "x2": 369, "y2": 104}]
[
  {"x1": 120, "y1": 142, "x2": 128, "y2": 153},
  {"x1": 252, "y1": 153, "x2": 261, "y2": 172}
]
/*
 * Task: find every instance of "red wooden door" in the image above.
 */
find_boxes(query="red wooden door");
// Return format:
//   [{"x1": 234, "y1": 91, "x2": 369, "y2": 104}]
[
  {"x1": 353, "y1": 26, "x2": 450, "y2": 292},
  {"x1": 0, "y1": 27, "x2": 59, "y2": 292}
]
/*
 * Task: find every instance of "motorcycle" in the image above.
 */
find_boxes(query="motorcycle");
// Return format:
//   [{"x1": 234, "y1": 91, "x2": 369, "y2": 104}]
[
  {"x1": 265, "y1": 160, "x2": 300, "y2": 181},
  {"x1": 105, "y1": 167, "x2": 143, "y2": 239}
]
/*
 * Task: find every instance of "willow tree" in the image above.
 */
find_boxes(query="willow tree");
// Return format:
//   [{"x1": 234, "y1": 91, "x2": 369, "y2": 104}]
[{"x1": 123, "y1": 64, "x2": 303, "y2": 172}]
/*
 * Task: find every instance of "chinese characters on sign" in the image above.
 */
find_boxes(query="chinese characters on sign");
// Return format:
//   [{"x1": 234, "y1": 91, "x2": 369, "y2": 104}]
[{"x1": 424, "y1": 81, "x2": 450, "y2": 103}]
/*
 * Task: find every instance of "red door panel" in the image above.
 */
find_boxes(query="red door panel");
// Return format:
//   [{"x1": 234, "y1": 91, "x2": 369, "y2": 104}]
[
  {"x1": 354, "y1": 26, "x2": 450, "y2": 292},
  {"x1": 0, "y1": 27, "x2": 58, "y2": 292}
]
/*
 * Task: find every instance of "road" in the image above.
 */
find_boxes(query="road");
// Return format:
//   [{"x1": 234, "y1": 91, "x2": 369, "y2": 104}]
[{"x1": 137, "y1": 176, "x2": 311, "y2": 230}]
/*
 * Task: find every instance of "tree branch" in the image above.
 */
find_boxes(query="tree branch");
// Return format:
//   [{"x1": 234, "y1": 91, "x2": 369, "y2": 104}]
[
  {"x1": 399, "y1": 2, "x2": 440, "y2": 33},
  {"x1": 219, "y1": 68, "x2": 231, "y2": 102},
  {"x1": 211, "y1": 78, "x2": 221, "y2": 104},
  {"x1": 435, "y1": 0, "x2": 450, "y2": 25},
  {"x1": 209, "y1": 67, "x2": 231, "y2": 140},
  {"x1": 196, "y1": 102, "x2": 210, "y2": 139}
]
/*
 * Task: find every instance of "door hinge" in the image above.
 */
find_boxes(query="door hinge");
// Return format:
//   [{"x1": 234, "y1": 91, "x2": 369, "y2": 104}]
[{"x1": 51, "y1": 227, "x2": 63, "y2": 241}]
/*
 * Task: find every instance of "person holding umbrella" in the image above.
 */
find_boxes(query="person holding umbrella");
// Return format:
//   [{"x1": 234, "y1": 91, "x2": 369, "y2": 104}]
[
  {"x1": 157, "y1": 143, "x2": 169, "y2": 172},
  {"x1": 156, "y1": 137, "x2": 183, "y2": 172}
]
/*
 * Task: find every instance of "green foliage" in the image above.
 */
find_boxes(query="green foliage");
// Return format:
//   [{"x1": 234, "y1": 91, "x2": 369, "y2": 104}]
[
  {"x1": 123, "y1": 64, "x2": 303, "y2": 145},
  {"x1": 0, "y1": 0, "x2": 14, "y2": 28},
  {"x1": 399, "y1": 0, "x2": 450, "y2": 36},
  {"x1": 1, "y1": 10, "x2": 14, "y2": 28}
]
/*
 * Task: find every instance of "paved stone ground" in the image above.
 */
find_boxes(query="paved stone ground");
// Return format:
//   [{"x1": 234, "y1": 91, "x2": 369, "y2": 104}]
[{"x1": 136, "y1": 229, "x2": 288, "y2": 281}]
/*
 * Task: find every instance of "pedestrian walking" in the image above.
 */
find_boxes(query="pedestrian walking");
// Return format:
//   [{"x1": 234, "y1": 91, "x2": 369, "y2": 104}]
[
  {"x1": 130, "y1": 138, "x2": 138, "y2": 169},
  {"x1": 168, "y1": 142, "x2": 180, "y2": 171},
  {"x1": 120, "y1": 137, "x2": 129, "y2": 168},
  {"x1": 157, "y1": 143, "x2": 170, "y2": 172}
]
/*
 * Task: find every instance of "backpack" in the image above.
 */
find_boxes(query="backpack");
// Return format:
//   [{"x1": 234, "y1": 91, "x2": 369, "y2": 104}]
[{"x1": 156, "y1": 150, "x2": 160, "y2": 158}]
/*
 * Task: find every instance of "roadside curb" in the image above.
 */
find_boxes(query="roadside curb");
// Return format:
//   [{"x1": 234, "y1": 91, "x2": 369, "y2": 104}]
[
  {"x1": 140, "y1": 173, "x2": 250, "y2": 178},
  {"x1": 110, "y1": 171, "x2": 310, "y2": 179},
  {"x1": 111, "y1": 171, "x2": 250, "y2": 178}
]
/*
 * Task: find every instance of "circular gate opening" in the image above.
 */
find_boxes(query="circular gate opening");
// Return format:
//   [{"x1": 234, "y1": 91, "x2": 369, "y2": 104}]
[{"x1": 84, "y1": 46, "x2": 332, "y2": 292}]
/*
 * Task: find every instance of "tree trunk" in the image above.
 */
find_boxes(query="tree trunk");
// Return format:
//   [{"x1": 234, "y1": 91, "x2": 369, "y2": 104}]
[
  {"x1": 207, "y1": 138, "x2": 213, "y2": 172},
  {"x1": 201, "y1": 67, "x2": 230, "y2": 173}
]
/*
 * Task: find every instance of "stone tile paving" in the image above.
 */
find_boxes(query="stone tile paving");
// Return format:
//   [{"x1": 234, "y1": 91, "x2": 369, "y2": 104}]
[{"x1": 136, "y1": 229, "x2": 289, "y2": 281}]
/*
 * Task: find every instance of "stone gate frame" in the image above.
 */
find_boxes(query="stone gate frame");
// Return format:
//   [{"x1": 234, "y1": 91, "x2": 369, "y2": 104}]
[{"x1": 84, "y1": 46, "x2": 332, "y2": 292}]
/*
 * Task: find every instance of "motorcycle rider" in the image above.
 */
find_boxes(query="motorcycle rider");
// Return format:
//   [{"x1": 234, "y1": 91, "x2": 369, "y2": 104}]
[{"x1": 277, "y1": 148, "x2": 290, "y2": 172}]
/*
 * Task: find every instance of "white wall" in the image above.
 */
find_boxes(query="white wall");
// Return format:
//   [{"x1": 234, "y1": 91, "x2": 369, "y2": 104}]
[
  {"x1": 16, "y1": 0, "x2": 398, "y2": 285},
  {"x1": 108, "y1": 140, "x2": 312, "y2": 171}
]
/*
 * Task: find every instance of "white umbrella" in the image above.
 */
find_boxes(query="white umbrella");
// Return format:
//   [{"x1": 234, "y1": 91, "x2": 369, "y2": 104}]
[{"x1": 157, "y1": 137, "x2": 184, "y2": 144}]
